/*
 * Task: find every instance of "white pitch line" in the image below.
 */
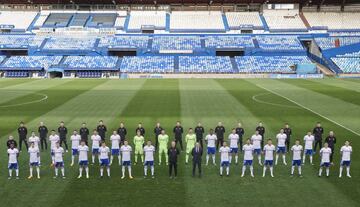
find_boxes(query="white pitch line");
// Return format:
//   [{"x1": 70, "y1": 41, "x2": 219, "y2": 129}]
[
  {"x1": 256, "y1": 84, "x2": 360, "y2": 137},
  {"x1": 0, "y1": 93, "x2": 48, "y2": 108},
  {"x1": 252, "y1": 92, "x2": 300, "y2": 109}
]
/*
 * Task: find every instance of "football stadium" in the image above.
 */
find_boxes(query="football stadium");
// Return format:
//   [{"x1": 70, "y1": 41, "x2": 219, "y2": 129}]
[{"x1": 0, "y1": 0, "x2": 359, "y2": 206}]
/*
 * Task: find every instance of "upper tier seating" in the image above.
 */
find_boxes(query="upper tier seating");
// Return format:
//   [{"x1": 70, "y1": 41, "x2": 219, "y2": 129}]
[
  {"x1": 225, "y1": 12, "x2": 263, "y2": 29},
  {"x1": 305, "y1": 12, "x2": 360, "y2": 30},
  {"x1": 336, "y1": 51, "x2": 360, "y2": 57},
  {"x1": 98, "y1": 35, "x2": 149, "y2": 48},
  {"x1": 128, "y1": 11, "x2": 166, "y2": 31},
  {"x1": 170, "y1": 11, "x2": 225, "y2": 32},
  {"x1": 62, "y1": 56, "x2": 118, "y2": 70},
  {"x1": 43, "y1": 37, "x2": 96, "y2": 50},
  {"x1": 0, "y1": 11, "x2": 38, "y2": 30},
  {"x1": 205, "y1": 36, "x2": 254, "y2": 48},
  {"x1": 314, "y1": 37, "x2": 360, "y2": 50},
  {"x1": 0, "y1": 56, "x2": 62, "y2": 69},
  {"x1": 120, "y1": 56, "x2": 174, "y2": 73},
  {"x1": 43, "y1": 13, "x2": 73, "y2": 27},
  {"x1": 0, "y1": 35, "x2": 44, "y2": 48},
  {"x1": 236, "y1": 56, "x2": 312, "y2": 73},
  {"x1": 256, "y1": 35, "x2": 304, "y2": 51},
  {"x1": 331, "y1": 57, "x2": 360, "y2": 73},
  {"x1": 152, "y1": 36, "x2": 201, "y2": 51},
  {"x1": 263, "y1": 10, "x2": 307, "y2": 31},
  {"x1": 179, "y1": 56, "x2": 233, "y2": 73}
]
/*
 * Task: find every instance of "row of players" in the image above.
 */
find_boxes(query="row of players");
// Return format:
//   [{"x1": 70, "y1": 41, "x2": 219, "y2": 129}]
[{"x1": 6, "y1": 127, "x2": 352, "y2": 179}]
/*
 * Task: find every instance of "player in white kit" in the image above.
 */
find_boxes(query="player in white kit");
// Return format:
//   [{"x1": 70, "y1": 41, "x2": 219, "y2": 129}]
[
  {"x1": 28, "y1": 142, "x2": 40, "y2": 179},
  {"x1": 7, "y1": 143, "x2": 19, "y2": 179},
  {"x1": 28, "y1": 131, "x2": 41, "y2": 165},
  {"x1": 291, "y1": 139, "x2": 303, "y2": 177},
  {"x1": 143, "y1": 140, "x2": 155, "y2": 178},
  {"x1": 99, "y1": 142, "x2": 111, "y2": 178},
  {"x1": 70, "y1": 130, "x2": 81, "y2": 166},
  {"x1": 251, "y1": 131, "x2": 263, "y2": 166},
  {"x1": 110, "y1": 131, "x2": 121, "y2": 166},
  {"x1": 339, "y1": 140, "x2": 352, "y2": 178},
  {"x1": 91, "y1": 130, "x2": 101, "y2": 164},
  {"x1": 53, "y1": 142, "x2": 65, "y2": 179},
  {"x1": 219, "y1": 142, "x2": 231, "y2": 176},
  {"x1": 205, "y1": 129, "x2": 217, "y2": 165},
  {"x1": 228, "y1": 129, "x2": 239, "y2": 164},
  {"x1": 49, "y1": 130, "x2": 59, "y2": 166},
  {"x1": 275, "y1": 129, "x2": 287, "y2": 165},
  {"x1": 241, "y1": 139, "x2": 254, "y2": 177},
  {"x1": 77, "y1": 140, "x2": 89, "y2": 179},
  {"x1": 318, "y1": 142, "x2": 332, "y2": 177},
  {"x1": 303, "y1": 131, "x2": 315, "y2": 165},
  {"x1": 263, "y1": 139, "x2": 276, "y2": 177},
  {"x1": 121, "y1": 140, "x2": 133, "y2": 179}
]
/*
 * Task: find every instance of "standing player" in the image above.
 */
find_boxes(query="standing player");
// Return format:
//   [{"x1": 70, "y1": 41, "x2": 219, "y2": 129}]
[
  {"x1": 28, "y1": 131, "x2": 41, "y2": 165},
  {"x1": 291, "y1": 139, "x2": 303, "y2": 177},
  {"x1": 117, "y1": 122, "x2": 127, "y2": 145},
  {"x1": 263, "y1": 139, "x2": 275, "y2": 177},
  {"x1": 303, "y1": 131, "x2": 315, "y2": 165},
  {"x1": 18, "y1": 122, "x2": 28, "y2": 151},
  {"x1": 79, "y1": 123, "x2": 89, "y2": 145},
  {"x1": 215, "y1": 122, "x2": 225, "y2": 150},
  {"x1": 77, "y1": 141, "x2": 89, "y2": 179},
  {"x1": 70, "y1": 130, "x2": 81, "y2": 166},
  {"x1": 99, "y1": 142, "x2": 110, "y2": 178},
  {"x1": 91, "y1": 130, "x2": 101, "y2": 164},
  {"x1": 235, "y1": 123, "x2": 245, "y2": 152},
  {"x1": 134, "y1": 130, "x2": 145, "y2": 165},
  {"x1": 110, "y1": 131, "x2": 121, "y2": 166},
  {"x1": 6, "y1": 135, "x2": 17, "y2": 149},
  {"x1": 8, "y1": 143, "x2": 19, "y2": 179},
  {"x1": 58, "y1": 121, "x2": 68, "y2": 152},
  {"x1": 153, "y1": 122, "x2": 163, "y2": 150},
  {"x1": 168, "y1": 141, "x2": 180, "y2": 179},
  {"x1": 121, "y1": 140, "x2": 133, "y2": 179},
  {"x1": 219, "y1": 142, "x2": 231, "y2": 176},
  {"x1": 205, "y1": 129, "x2": 217, "y2": 166},
  {"x1": 255, "y1": 122, "x2": 265, "y2": 149},
  {"x1": 325, "y1": 131, "x2": 336, "y2": 164},
  {"x1": 339, "y1": 140, "x2": 352, "y2": 178},
  {"x1": 158, "y1": 129, "x2": 169, "y2": 165},
  {"x1": 185, "y1": 128, "x2": 196, "y2": 164},
  {"x1": 251, "y1": 130, "x2": 263, "y2": 166},
  {"x1": 53, "y1": 142, "x2": 65, "y2": 179},
  {"x1": 313, "y1": 122, "x2": 324, "y2": 152},
  {"x1": 38, "y1": 122, "x2": 48, "y2": 151},
  {"x1": 49, "y1": 130, "x2": 60, "y2": 166},
  {"x1": 97, "y1": 120, "x2": 107, "y2": 142},
  {"x1": 318, "y1": 142, "x2": 332, "y2": 177},
  {"x1": 194, "y1": 122, "x2": 205, "y2": 148},
  {"x1": 173, "y1": 121, "x2": 184, "y2": 151},
  {"x1": 275, "y1": 129, "x2": 287, "y2": 165},
  {"x1": 241, "y1": 139, "x2": 254, "y2": 177},
  {"x1": 28, "y1": 142, "x2": 40, "y2": 179},
  {"x1": 143, "y1": 140, "x2": 155, "y2": 178},
  {"x1": 228, "y1": 129, "x2": 239, "y2": 164},
  {"x1": 284, "y1": 123, "x2": 292, "y2": 152},
  {"x1": 136, "y1": 123, "x2": 145, "y2": 136}
]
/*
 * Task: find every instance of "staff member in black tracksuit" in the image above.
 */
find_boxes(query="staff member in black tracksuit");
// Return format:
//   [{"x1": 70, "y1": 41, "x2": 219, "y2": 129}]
[
  {"x1": 117, "y1": 122, "x2": 127, "y2": 145},
  {"x1": 7, "y1": 135, "x2": 17, "y2": 149},
  {"x1": 256, "y1": 122, "x2": 265, "y2": 149},
  {"x1": 313, "y1": 122, "x2": 324, "y2": 152},
  {"x1": 325, "y1": 131, "x2": 336, "y2": 164},
  {"x1": 194, "y1": 123, "x2": 205, "y2": 148},
  {"x1": 235, "y1": 123, "x2": 245, "y2": 151},
  {"x1": 154, "y1": 122, "x2": 163, "y2": 150},
  {"x1": 97, "y1": 120, "x2": 107, "y2": 142},
  {"x1": 18, "y1": 122, "x2": 28, "y2": 151},
  {"x1": 38, "y1": 121, "x2": 48, "y2": 151},
  {"x1": 284, "y1": 123, "x2": 292, "y2": 152},
  {"x1": 191, "y1": 142, "x2": 203, "y2": 177},
  {"x1": 168, "y1": 141, "x2": 180, "y2": 179},
  {"x1": 58, "y1": 121, "x2": 68, "y2": 152},
  {"x1": 173, "y1": 121, "x2": 184, "y2": 150},
  {"x1": 136, "y1": 123, "x2": 145, "y2": 136},
  {"x1": 215, "y1": 122, "x2": 225, "y2": 150},
  {"x1": 79, "y1": 123, "x2": 90, "y2": 145}
]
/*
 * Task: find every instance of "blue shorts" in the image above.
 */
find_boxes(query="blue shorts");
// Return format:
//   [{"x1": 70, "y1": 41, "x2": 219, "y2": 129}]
[
  {"x1": 122, "y1": 161, "x2": 131, "y2": 166},
  {"x1": 92, "y1": 148, "x2": 99, "y2": 154},
  {"x1": 112, "y1": 149, "x2": 120, "y2": 156},
  {"x1": 55, "y1": 162, "x2": 64, "y2": 168},
  {"x1": 277, "y1": 147, "x2": 286, "y2": 153},
  {"x1": 144, "y1": 161, "x2": 154, "y2": 166},
  {"x1": 254, "y1": 149, "x2": 261, "y2": 155},
  {"x1": 264, "y1": 160, "x2": 273, "y2": 166},
  {"x1": 243, "y1": 160, "x2": 253, "y2": 166},
  {"x1": 292, "y1": 160, "x2": 301, "y2": 166},
  {"x1": 341, "y1": 160, "x2": 351, "y2": 166},
  {"x1": 72, "y1": 149, "x2": 78, "y2": 156},
  {"x1": 30, "y1": 162, "x2": 39, "y2": 167},
  {"x1": 305, "y1": 149, "x2": 313, "y2": 155},
  {"x1": 207, "y1": 147, "x2": 216, "y2": 155},
  {"x1": 8, "y1": 163, "x2": 18, "y2": 169},
  {"x1": 221, "y1": 161, "x2": 230, "y2": 167},
  {"x1": 100, "y1": 159, "x2": 109, "y2": 166},
  {"x1": 321, "y1": 162, "x2": 330, "y2": 167},
  {"x1": 79, "y1": 160, "x2": 88, "y2": 166},
  {"x1": 230, "y1": 148, "x2": 238, "y2": 153}
]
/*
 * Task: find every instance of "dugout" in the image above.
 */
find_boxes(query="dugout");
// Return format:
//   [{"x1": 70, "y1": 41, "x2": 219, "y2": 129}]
[
  {"x1": 48, "y1": 68, "x2": 63, "y2": 78},
  {"x1": 215, "y1": 49, "x2": 245, "y2": 57},
  {"x1": 0, "y1": 49, "x2": 28, "y2": 56}
]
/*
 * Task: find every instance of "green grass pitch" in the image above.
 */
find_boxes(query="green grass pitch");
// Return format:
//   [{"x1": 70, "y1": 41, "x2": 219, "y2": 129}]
[{"x1": 0, "y1": 78, "x2": 359, "y2": 207}]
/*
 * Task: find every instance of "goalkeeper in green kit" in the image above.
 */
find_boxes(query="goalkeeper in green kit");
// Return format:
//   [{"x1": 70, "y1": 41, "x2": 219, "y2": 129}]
[
  {"x1": 134, "y1": 130, "x2": 145, "y2": 165},
  {"x1": 185, "y1": 128, "x2": 196, "y2": 164},
  {"x1": 158, "y1": 129, "x2": 169, "y2": 165}
]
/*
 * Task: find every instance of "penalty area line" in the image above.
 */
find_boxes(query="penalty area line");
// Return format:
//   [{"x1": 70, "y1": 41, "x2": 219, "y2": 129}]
[{"x1": 255, "y1": 84, "x2": 360, "y2": 137}]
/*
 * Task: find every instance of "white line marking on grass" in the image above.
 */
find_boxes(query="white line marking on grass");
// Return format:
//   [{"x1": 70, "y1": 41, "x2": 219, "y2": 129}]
[
  {"x1": 0, "y1": 93, "x2": 48, "y2": 108},
  {"x1": 256, "y1": 84, "x2": 360, "y2": 137},
  {"x1": 252, "y1": 93, "x2": 301, "y2": 109}
]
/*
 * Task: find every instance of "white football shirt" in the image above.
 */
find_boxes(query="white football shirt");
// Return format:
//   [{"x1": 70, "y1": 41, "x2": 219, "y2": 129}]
[
  {"x1": 28, "y1": 147, "x2": 39, "y2": 163},
  {"x1": 205, "y1": 134, "x2": 217, "y2": 148},
  {"x1": 91, "y1": 134, "x2": 101, "y2": 149},
  {"x1": 229, "y1": 133, "x2": 239, "y2": 148},
  {"x1": 276, "y1": 133, "x2": 287, "y2": 147},
  {"x1": 71, "y1": 134, "x2": 81, "y2": 149},
  {"x1": 49, "y1": 134, "x2": 60, "y2": 150},
  {"x1": 243, "y1": 144, "x2": 254, "y2": 160},
  {"x1": 304, "y1": 135, "x2": 315, "y2": 150},
  {"x1": 53, "y1": 147, "x2": 64, "y2": 162},
  {"x1": 99, "y1": 146, "x2": 110, "y2": 159},
  {"x1": 251, "y1": 134, "x2": 262, "y2": 149},
  {"x1": 29, "y1": 136, "x2": 40, "y2": 149},
  {"x1": 291, "y1": 145, "x2": 303, "y2": 160},
  {"x1": 219, "y1": 146, "x2": 231, "y2": 162},
  {"x1": 121, "y1": 145, "x2": 132, "y2": 161},
  {"x1": 7, "y1": 148, "x2": 19, "y2": 164},
  {"x1": 340, "y1": 146, "x2": 352, "y2": 161},
  {"x1": 78, "y1": 145, "x2": 89, "y2": 161},
  {"x1": 144, "y1": 145, "x2": 155, "y2": 162},
  {"x1": 320, "y1": 147, "x2": 332, "y2": 163},
  {"x1": 110, "y1": 134, "x2": 121, "y2": 149},
  {"x1": 264, "y1": 144, "x2": 275, "y2": 160}
]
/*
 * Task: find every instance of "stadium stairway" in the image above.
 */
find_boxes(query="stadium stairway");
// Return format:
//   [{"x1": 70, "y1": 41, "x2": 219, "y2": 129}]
[
  {"x1": 259, "y1": 14, "x2": 269, "y2": 31},
  {"x1": 252, "y1": 38, "x2": 260, "y2": 48},
  {"x1": 124, "y1": 14, "x2": 130, "y2": 32},
  {"x1": 222, "y1": 14, "x2": 230, "y2": 31},
  {"x1": 174, "y1": 56, "x2": 179, "y2": 73},
  {"x1": 299, "y1": 12, "x2": 311, "y2": 30},
  {"x1": 165, "y1": 13, "x2": 170, "y2": 32},
  {"x1": 230, "y1": 57, "x2": 239, "y2": 73}
]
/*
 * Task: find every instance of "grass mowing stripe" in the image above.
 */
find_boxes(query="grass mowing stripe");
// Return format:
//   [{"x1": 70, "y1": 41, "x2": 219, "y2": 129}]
[
  {"x1": 310, "y1": 79, "x2": 360, "y2": 93},
  {"x1": 0, "y1": 79, "x2": 37, "y2": 88}
]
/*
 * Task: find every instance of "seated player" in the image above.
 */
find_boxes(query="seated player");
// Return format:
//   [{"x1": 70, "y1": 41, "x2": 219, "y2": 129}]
[
  {"x1": 339, "y1": 140, "x2": 352, "y2": 178},
  {"x1": 219, "y1": 142, "x2": 231, "y2": 176},
  {"x1": 228, "y1": 129, "x2": 239, "y2": 164},
  {"x1": 91, "y1": 130, "x2": 101, "y2": 164},
  {"x1": 303, "y1": 131, "x2": 315, "y2": 165},
  {"x1": 78, "y1": 140, "x2": 89, "y2": 179},
  {"x1": 241, "y1": 139, "x2": 254, "y2": 177},
  {"x1": 28, "y1": 142, "x2": 40, "y2": 179},
  {"x1": 134, "y1": 130, "x2": 145, "y2": 165},
  {"x1": 7, "y1": 143, "x2": 19, "y2": 179},
  {"x1": 205, "y1": 129, "x2": 217, "y2": 166},
  {"x1": 319, "y1": 142, "x2": 332, "y2": 177},
  {"x1": 291, "y1": 139, "x2": 303, "y2": 177},
  {"x1": 99, "y1": 142, "x2": 111, "y2": 178},
  {"x1": 185, "y1": 128, "x2": 196, "y2": 164},
  {"x1": 110, "y1": 131, "x2": 121, "y2": 166},
  {"x1": 143, "y1": 140, "x2": 155, "y2": 178},
  {"x1": 275, "y1": 129, "x2": 287, "y2": 165},
  {"x1": 70, "y1": 130, "x2": 81, "y2": 166},
  {"x1": 263, "y1": 139, "x2": 275, "y2": 177},
  {"x1": 53, "y1": 142, "x2": 65, "y2": 179},
  {"x1": 251, "y1": 131, "x2": 262, "y2": 166},
  {"x1": 121, "y1": 140, "x2": 133, "y2": 179}
]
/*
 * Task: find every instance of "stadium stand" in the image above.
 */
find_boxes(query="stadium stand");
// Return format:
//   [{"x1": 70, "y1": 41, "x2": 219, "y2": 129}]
[
  {"x1": 128, "y1": 11, "x2": 166, "y2": 31},
  {"x1": 225, "y1": 12, "x2": 263, "y2": 30},
  {"x1": 0, "y1": 56, "x2": 5, "y2": 63},
  {"x1": 5, "y1": 71, "x2": 30, "y2": 78},
  {"x1": 77, "y1": 71, "x2": 103, "y2": 78},
  {"x1": 236, "y1": 56, "x2": 312, "y2": 73},
  {"x1": 0, "y1": 56, "x2": 62, "y2": 70},
  {"x1": 336, "y1": 51, "x2": 360, "y2": 57},
  {"x1": 98, "y1": 35, "x2": 149, "y2": 48},
  {"x1": 152, "y1": 36, "x2": 201, "y2": 52},
  {"x1": 205, "y1": 36, "x2": 255, "y2": 48},
  {"x1": 263, "y1": 10, "x2": 307, "y2": 31},
  {"x1": 170, "y1": 11, "x2": 225, "y2": 32},
  {"x1": 42, "y1": 37, "x2": 97, "y2": 50},
  {"x1": 0, "y1": 11, "x2": 37, "y2": 31},
  {"x1": 43, "y1": 13, "x2": 73, "y2": 27},
  {"x1": 62, "y1": 56, "x2": 118, "y2": 70},
  {"x1": 179, "y1": 56, "x2": 233, "y2": 73},
  {"x1": 304, "y1": 12, "x2": 360, "y2": 30},
  {"x1": 0, "y1": 35, "x2": 44, "y2": 48},
  {"x1": 314, "y1": 37, "x2": 360, "y2": 50},
  {"x1": 256, "y1": 35, "x2": 304, "y2": 51},
  {"x1": 331, "y1": 57, "x2": 360, "y2": 73},
  {"x1": 120, "y1": 56, "x2": 174, "y2": 73}
]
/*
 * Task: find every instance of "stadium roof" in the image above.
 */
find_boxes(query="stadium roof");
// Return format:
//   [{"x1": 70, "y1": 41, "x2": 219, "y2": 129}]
[{"x1": 1, "y1": 0, "x2": 358, "y2": 5}]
